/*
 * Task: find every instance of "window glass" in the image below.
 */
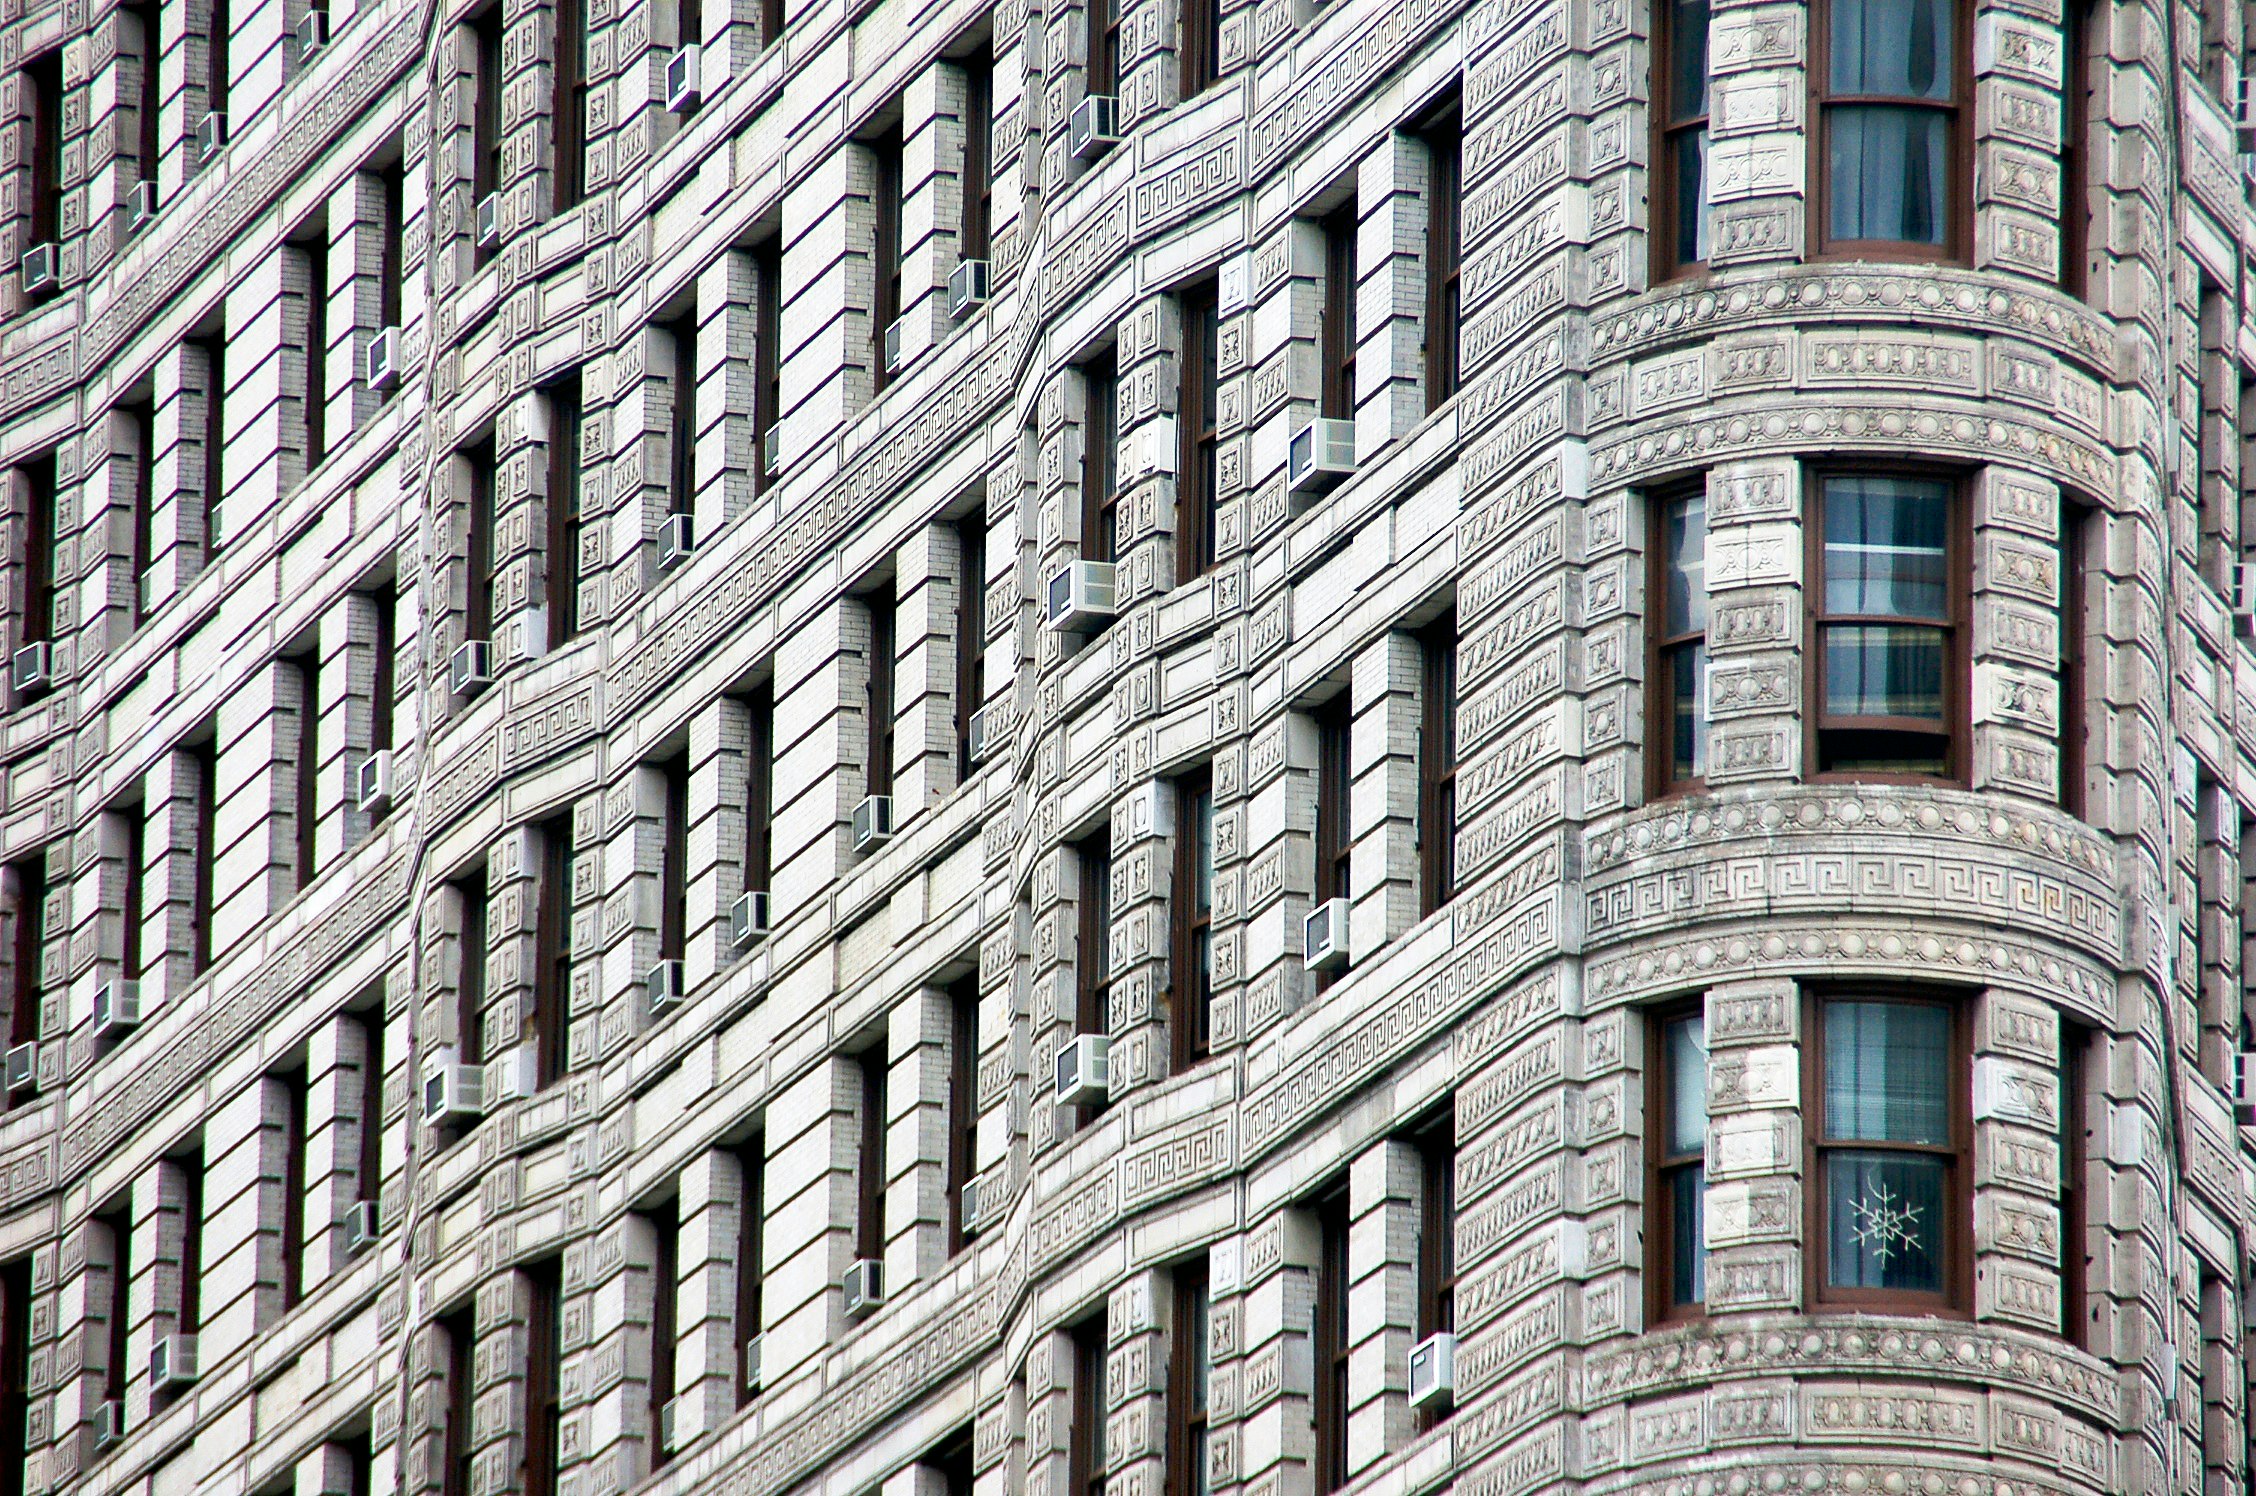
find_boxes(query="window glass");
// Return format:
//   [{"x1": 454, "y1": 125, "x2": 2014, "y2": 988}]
[
  {"x1": 1667, "y1": 0, "x2": 1711, "y2": 263},
  {"x1": 1826, "y1": 110, "x2": 1950, "y2": 245},
  {"x1": 1658, "y1": 490, "x2": 1708, "y2": 786},
  {"x1": 1829, "y1": 0, "x2": 1954, "y2": 98},
  {"x1": 1821, "y1": 475, "x2": 1948, "y2": 725},
  {"x1": 1661, "y1": 1012, "x2": 1706, "y2": 1310},
  {"x1": 1820, "y1": 999, "x2": 1952, "y2": 1297}
]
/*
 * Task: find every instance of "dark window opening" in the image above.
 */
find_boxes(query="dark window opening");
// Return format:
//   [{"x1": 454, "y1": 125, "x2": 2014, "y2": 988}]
[
  {"x1": 299, "y1": 230, "x2": 330, "y2": 470},
  {"x1": 1320, "y1": 204, "x2": 1358, "y2": 423},
  {"x1": 1416, "y1": 613, "x2": 1457, "y2": 915},
  {"x1": 439, "y1": 1308, "x2": 476, "y2": 1496},
  {"x1": 126, "y1": 402, "x2": 156, "y2": 625},
  {"x1": 946, "y1": 973, "x2": 978, "y2": 1252},
  {"x1": 1650, "y1": 484, "x2": 1708, "y2": 796},
  {"x1": 753, "y1": 243, "x2": 782, "y2": 494},
  {"x1": 1178, "y1": 0, "x2": 1217, "y2": 95},
  {"x1": 1648, "y1": 1003, "x2": 1706, "y2": 1323},
  {"x1": 522, "y1": 1259, "x2": 564, "y2": 1496},
  {"x1": 666, "y1": 312, "x2": 698, "y2": 520},
  {"x1": 1088, "y1": 0, "x2": 1120, "y2": 97},
  {"x1": 1418, "y1": 97, "x2": 1462, "y2": 409},
  {"x1": 1170, "y1": 769, "x2": 1214, "y2": 1071},
  {"x1": 292, "y1": 653, "x2": 321, "y2": 889},
  {"x1": 464, "y1": 438, "x2": 497, "y2": 643},
  {"x1": 1176, "y1": 282, "x2": 1219, "y2": 582},
  {"x1": 545, "y1": 374, "x2": 584, "y2": 648},
  {"x1": 869, "y1": 126, "x2": 905, "y2": 394},
  {"x1": 1075, "y1": 830, "x2": 1111, "y2": 1127},
  {"x1": 658, "y1": 755, "x2": 689, "y2": 963},
  {"x1": 1081, "y1": 352, "x2": 1120, "y2": 566},
  {"x1": 0, "y1": 1258, "x2": 29, "y2": 1496},
  {"x1": 188, "y1": 739, "x2": 217, "y2": 975},
  {"x1": 1653, "y1": 0, "x2": 1710, "y2": 274},
  {"x1": 277, "y1": 1063, "x2": 309, "y2": 1310},
  {"x1": 1312, "y1": 1188, "x2": 1350, "y2": 1494},
  {"x1": 856, "y1": 1044, "x2": 888, "y2": 1260},
  {"x1": 732, "y1": 1135, "x2": 765, "y2": 1408},
  {"x1": 18, "y1": 454, "x2": 55, "y2": 657},
  {"x1": 1071, "y1": 1312, "x2": 1109, "y2": 1496},
  {"x1": 552, "y1": 0, "x2": 586, "y2": 211},
  {"x1": 1166, "y1": 1261, "x2": 1211, "y2": 1496},
  {"x1": 24, "y1": 51, "x2": 62, "y2": 258},
  {"x1": 535, "y1": 814, "x2": 572, "y2": 1087},
  {"x1": 960, "y1": 56, "x2": 993, "y2": 262},
  {"x1": 452, "y1": 867, "x2": 489, "y2": 1065},
  {"x1": 865, "y1": 590, "x2": 896, "y2": 800},
  {"x1": 956, "y1": 519, "x2": 986, "y2": 779},
  {"x1": 741, "y1": 681, "x2": 775, "y2": 894},
  {"x1": 647, "y1": 1201, "x2": 679, "y2": 1468}
]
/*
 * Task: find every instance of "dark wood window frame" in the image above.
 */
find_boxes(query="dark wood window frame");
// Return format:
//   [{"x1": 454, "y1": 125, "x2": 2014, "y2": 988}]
[
  {"x1": 534, "y1": 813, "x2": 572, "y2": 1087},
  {"x1": 1320, "y1": 204, "x2": 1358, "y2": 423},
  {"x1": 128, "y1": 0, "x2": 161, "y2": 186},
  {"x1": 470, "y1": 8, "x2": 504, "y2": 261},
  {"x1": 1647, "y1": 481, "x2": 1708, "y2": 799},
  {"x1": 2058, "y1": 498, "x2": 2091, "y2": 819},
  {"x1": 1074, "y1": 829, "x2": 1111, "y2": 1127},
  {"x1": 277, "y1": 1062, "x2": 309, "y2": 1310},
  {"x1": 1416, "y1": 94, "x2": 1462, "y2": 411},
  {"x1": 545, "y1": 375, "x2": 584, "y2": 649},
  {"x1": 1806, "y1": 0, "x2": 1971, "y2": 263},
  {"x1": 1087, "y1": 0, "x2": 1120, "y2": 98},
  {"x1": 667, "y1": 311, "x2": 698, "y2": 520},
  {"x1": 2057, "y1": 1018, "x2": 2091, "y2": 1349},
  {"x1": 97, "y1": 1202, "x2": 131, "y2": 1414},
  {"x1": 369, "y1": 572, "x2": 399, "y2": 757},
  {"x1": 552, "y1": 0, "x2": 587, "y2": 211},
  {"x1": 188, "y1": 739, "x2": 217, "y2": 975},
  {"x1": 1650, "y1": 0, "x2": 1710, "y2": 279},
  {"x1": 955, "y1": 518, "x2": 985, "y2": 780},
  {"x1": 946, "y1": 974, "x2": 978, "y2": 1252},
  {"x1": 2059, "y1": 0, "x2": 2098, "y2": 300},
  {"x1": 1070, "y1": 1312, "x2": 1109, "y2": 1496},
  {"x1": 1801, "y1": 465, "x2": 1970, "y2": 785},
  {"x1": 865, "y1": 588, "x2": 897, "y2": 800},
  {"x1": 732, "y1": 1134, "x2": 766, "y2": 1408},
  {"x1": 752, "y1": 242, "x2": 782, "y2": 494},
  {"x1": 193, "y1": 334, "x2": 225, "y2": 553},
  {"x1": 741, "y1": 680, "x2": 775, "y2": 894},
  {"x1": 292, "y1": 652, "x2": 321, "y2": 888},
  {"x1": 1166, "y1": 1260, "x2": 1210, "y2": 1496},
  {"x1": 1170, "y1": 768, "x2": 1214, "y2": 1072},
  {"x1": 647, "y1": 1200, "x2": 680, "y2": 1468},
  {"x1": 1801, "y1": 988, "x2": 1972, "y2": 1316},
  {"x1": 1081, "y1": 351, "x2": 1120, "y2": 566},
  {"x1": 1176, "y1": 282, "x2": 1220, "y2": 583},
  {"x1": 452, "y1": 866, "x2": 489, "y2": 1065},
  {"x1": 522, "y1": 1257, "x2": 564, "y2": 1496},
  {"x1": 354, "y1": 1000, "x2": 386, "y2": 1205},
  {"x1": 117, "y1": 798, "x2": 146, "y2": 987},
  {"x1": 658, "y1": 754, "x2": 689, "y2": 963},
  {"x1": 1312, "y1": 694, "x2": 1352, "y2": 993},
  {"x1": 1178, "y1": 0, "x2": 1218, "y2": 97},
  {"x1": 1416, "y1": 613, "x2": 1457, "y2": 915},
  {"x1": 126, "y1": 401, "x2": 156, "y2": 625},
  {"x1": 1645, "y1": 999, "x2": 1706, "y2": 1326},
  {"x1": 298, "y1": 230, "x2": 329, "y2": 470},
  {"x1": 439, "y1": 1307, "x2": 477, "y2": 1496},
  {"x1": 869, "y1": 126, "x2": 905, "y2": 395},
  {"x1": 1312, "y1": 1187, "x2": 1350, "y2": 1494},
  {"x1": 959, "y1": 53, "x2": 992, "y2": 262},
  {"x1": 464, "y1": 438, "x2": 498, "y2": 643},
  {"x1": 856, "y1": 1044, "x2": 888, "y2": 1260}
]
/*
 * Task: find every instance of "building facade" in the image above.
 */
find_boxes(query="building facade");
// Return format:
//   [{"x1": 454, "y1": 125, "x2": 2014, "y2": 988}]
[{"x1": 0, "y1": 0, "x2": 2220, "y2": 1490}]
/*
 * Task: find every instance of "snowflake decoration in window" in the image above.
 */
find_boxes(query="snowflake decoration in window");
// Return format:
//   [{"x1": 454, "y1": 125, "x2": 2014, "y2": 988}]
[{"x1": 1849, "y1": 1181, "x2": 1926, "y2": 1265}]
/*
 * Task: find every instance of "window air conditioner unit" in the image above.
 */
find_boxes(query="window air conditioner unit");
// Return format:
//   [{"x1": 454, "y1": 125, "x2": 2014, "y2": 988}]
[
  {"x1": 842, "y1": 1257, "x2": 885, "y2": 1316},
  {"x1": 354, "y1": 750, "x2": 394, "y2": 813},
  {"x1": 421, "y1": 1049, "x2": 485, "y2": 1123},
  {"x1": 18, "y1": 242, "x2": 56, "y2": 294},
  {"x1": 1303, "y1": 897, "x2": 1350, "y2": 972},
  {"x1": 647, "y1": 959, "x2": 686, "y2": 1015},
  {"x1": 742, "y1": 1333, "x2": 764, "y2": 1390},
  {"x1": 949, "y1": 258, "x2": 990, "y2": 317},
  {"x1": 11, "y1": 642, "x2": 51, "y2": 692},
  {"x1": 665, "y1": 43, "x2": 701, "y2": 112},
  {"x1": 297, "y1": 8, "x2": 328, "y2": 58},
  {"x1": 883, "y1": 315, "x2": 910, "y2": 376},
  {"x1": 3, "y1": 1042, "x2": 34, "y2": 1092},
  {"x1": 959, "y1": 1176, "x2": 984, "y2": 1234},
  {"x1": 128, "y1": 181, "x2": 160, "y2": 232},
  {"x1": 762, "y1": 426, "x2": 782, "y2": 476},
  {"x1": 1068, "y1": 94, "x2": 1120, "y2": 159},
  {"x1": 365, "y1": 326, "x2": 401, "y2": 391},
  {"x1": 852, "y1": 794, "x2": 894, "y2": 852},
  {"x1": 1288, "y1": 418, "x2": 1356, "y2": 498},
  {"x1": 658, "y1": 512, "x2": 695, "y2": 568},
  {"x1": 659, "y1": 1396, "x2": 682, "y2": 1452},
  {"x1": 1055, "y1": 1032, "x2": 1109, "y2": 1106},
  {"x1": 1045, "y1": 560, "x2": 1116, "y2": 632},
  {"x1": 93, "y1": 980, "x2": 142, "y2": 1038},
  {"x1": 730, "y1": 890, "x2": 772, "y2": 949},
  {"x1": 149, "y1": 1333, "x2": 199, "y2": 1391},
  {"x1": 341, "y1": 1199, "x2": 381, "y2": 1254},
  {"x1": 1407, "y1": 1332, "x2": 1456, "y2": 1411},
  {"x1": 449, "y1": 640, "x2": 493, "y2": 696},
  {"x1": 475, "y1": 191, "x2": 502, "y2": 248},
  {"x1": 92, "y1": 1399, "x2": 124, "y2": 1451},
  {"x1": 196, "y1": 111, "x2": 228, "y2": 160},
  {"x1": 967, "y1": 706, "x2": 990, "y2": 764}
]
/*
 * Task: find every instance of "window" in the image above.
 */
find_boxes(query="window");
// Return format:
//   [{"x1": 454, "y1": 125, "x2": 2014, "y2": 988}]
[
  {"x1": 865, "y1": 590, "x2": 896, "y2": 801},
  {"x1": 353, "y1": 1002, "x2": 386, "y2": 1209},
  {"x1": 125, "y1": 401, "x2": 156, "y2": 624},
  {"x1": 534, "y1": 814, "x2": 571, "y2": 1086},
  {"x1": 1167, "y1": 1261, "x2": 1210, "y2": 1496},
  {"x1": 929, "y1": 1430, "x2": 976, "y2": 1496},
  {"x1": 732, "y1": 1135, "x2": 765, "y2": 1408},
  {"x1": 204, "y1": 0, "x2": 230, "y2": 120},
  {"x1": 191, "y1": 333, "x2": 226, "y2": 551},
  {"x1": 2058, "y1": 502, "x2": 2090, "y2": 817},
  {"x1": 956, "y1": 519, "x2": 985, "y2": 779},
  {"x1": 367, "y1": 572, "x2": 399, "y2": 763},
  {"x1": 1088, "y1": 0, "x2": 1120, "y2": 97},
  {"x1": 165, "y1": 1148, "x2": 205, "y2": 1412},
  {"x1": 1071, "y1": 1312, "x2": 1109, "y2": 1496},
  {"x1": 0, "y1": 1258, "x2": 26, "y2": 1496},
  {"x1": 1179, "y1": 0, "x2": 1217, "y2": 95},
  {"x1": 1312, "y1": 695, "x2": 1351, "y2": 992},
  {"x1": 464, "y1": 437, "x2": 498, "y2": 643},
  {"x1": 647, "y1": 1201, "x2": 680, "y2": 1468},
  {"x1": 1417, "y1": 613, "x2": 1457, "y2": 915},
  {"x1": 960, "y1": 54, "x2": 993, "y2": 263},
  {"x1": 1414, "y1": 1108, "x2": 1455, "y2": 1429},
  {"x1": 1812, "y1": 0, "x2": 1965, "y2": 255},
  {"x1": 1312, "y1": 1188, "x2": 1349, "y2": 1494},
  {"x1": 97, "y1": 1202, "x2": 130, "y2": 1425},
  {"x1": 439, "y1": 1308, "x2": 476, "y2": 1496},
  {"x1": 1653, "y1": 0, "x2": 1710, "y2": 274},
  {"x1": 658, "y1": 755, "x2": 689, "y2": 966},
  {"x1": 291, "y1": 653, "x2": 321, "y2": 888},
  {"x1": 545, "y1": 374, "x2": 584, "y2": 648},
  {"x1": 1647, "y1": 1003, "x2": 1706, "y2": 1322},
  {"x1": 16, "y1": 455, "x2": 54, "y2": 670},
  {"x1": 1176, "y1": 283, "x2": 1219, "y2": 582},
  {"x1": 741, "y1": 681, "x2": 775, "y2": 896},
  {"x1": 378, "y1": 160, "x2": 406, "y2": 341},
  {"x1": 277, "y1": 1063, "x2": 309, "y2": 1310},
  {"x1": 1650, "y1": 484, "x2": 1708, "y2": 795},
  {"x1": 667, "y1": 312, "x2": 698, "y2": 522},
  {"x1": 1076, "y1": 830, "x2": 1111, "y2": 1124},
  {"x1": 1320, "y1": 205, "x2": 1357, "y2": 422},
  {"x1": 451, "y1": 868, "x2": 489, "y2": 1064},
  {"x1": 946, "y1": 974, "x2": 978, "y2": 1252},
  {"x1": 2197, "y1": 283, "x2": 2233, "y2": 591},
  {"x1": 553, "y1": 0, "x2": 587, "y2": 211},
  {"x1": 870, "y1": 126, "x2": 905, "y2": 394},
  {"x1": 470, "y1": 8, "x2": 504, "y2": 260},
  {"x1": 2060, "y1": 0, "x2": 2098, "y2": 298},
  {"x1": 127, "y1": 0, "x2": 160, "y2": 187},
  {"x1": 1081, "y1": 352, "x2": 1120, "y2": 565},
  {"x1": 1808, "y1": 472, "x2": 1962, "y2": 779},
  {"x1": 5, "y1": 857, "x2": 40, "y2": 1064},
  {"x1": 857, "y1": 1044, "x2": 888, "y2": 1261},
  {"x1": 753, "y1": 243, "x2": 782, "y2": 494},
  {"x1": 297, "y1": 228, "x2": 330, "y2": 471},
  {"x1": 2057, "y1": 1021, "x2": 2090, "y2": 1347},
  {"x1": 1806, "y1": 993, "x2": 1966, "y2": 1311},
  {"x1": 674, "y1": 0, "x2": 701, "y2": 57},
  {"x1": 523, "y1": 1259, "x2": 564, "y2": 1496},
  {"x1": 116, "y1": 799, "x2": 146, "y2": 994},
  {"x1": 1171, "y1": 769, "x2": 1214, "y2": 1071},
  {"x1": 760, "y1": 0, "x2": 785, "y2": 46},
  {"x1": 23, "y1": 51, "x2": 61, "y2": 266},
  {"x1": 187, "y1": 739, "x2": 217, "y2": 975},
  {"x1": 1418, "y1": 98, "x2": 1462, "y2": 410}
]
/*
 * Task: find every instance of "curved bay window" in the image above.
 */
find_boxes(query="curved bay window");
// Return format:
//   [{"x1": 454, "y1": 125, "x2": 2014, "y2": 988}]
[
  {"x1": 1650, "y1": 485, "x2": 1707, "y2": 793},
  {"x1": 1807, "y1": 993, "x2": 1968, "y2": 1312},
  {"x1": 1813, "y1": 0, "x2": 1965, "y2": 256},
  {"x1": 1809, "y1": 473, "x2": 1962, "y2": 779},
  {"x1": 1653, "y1": 0, "x2": 1710, "y2": 275}
]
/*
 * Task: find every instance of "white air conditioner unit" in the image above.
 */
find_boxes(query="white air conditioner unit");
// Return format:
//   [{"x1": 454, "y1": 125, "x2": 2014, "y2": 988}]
[
  {"x1": 647, "y1": 959, "x2": 686, "y2": 1014},
  {"x1": 883, "y1": 316, "x2": 910, "y2": 376},
  {"x1": 949, "y1": 258, "x2": 990, "y2": 317},
  {"x1": 18, "y1": 242, "x2": 55, "y2": 294},
  {"x1": 742, "y1": 1332, "x2": 764, "y2": 1390},
  {"x1": 92, "y1": 1399, "x2": 124, "y2": 1451},
  {"x1": 149, "y1": 1333, "x2": 199, "y2": 1391},
  {"x1": 196, "y1": 111, "x2": 227, "y2": 160},
  {"x1": 762, "y1": 426, "x2": 782, "y2": 476},
  {"x1": 730, "y1": 890, "x2": 772, "y2": 949},
  {"x1": 449, "y1": 640, "x2": 493, "y2": 696},
  {"x1": 365, "y1": 326, "x2": 401, "y2": 391},
  {"x1": 1303, "y1": 898, "x2": 1350, "y2": 972},
  {"x1": 297, "y1": 8, "x2": 328, "y2": 58},
  {"x1": 3, "y1": 1043, "x2": 34, "y2": 1092},
  {"x1": 11, "y1": 642, "x2": 51, "y2": 692},
  {"x1": 1407, "y1": 1331, "x2": 1456, "y2": 1410},
  {"x1": 852, "y1": 794, "x2": 894, "y2": 852},
  {"x1": 475, "y1": 191, "x2": 502, "y2": 248},
  {"x1": 341, "y1": 1199, "x2": 381, "y2": 1254},
  {"x1": 665, "y1": 43, "x2": 701, "y2": 112},
  {"x1": 1288, "y1": 418, "x2": 1356, "y2": 498},
  {"x1": 967, "y1": 706, "x2": 990, "y2": 764},
  {"x1": 659, "y1": 1396, "x2": 682, "y2": 1452},
  {"x1": 658, "y1": 512, "x2": 695, "y2": 568},
  {"x1": 842, "y1": 1257, "x2": 885, "y2": 1316},
  {"x1": 354, "y1": 750, "x2": 394, "y2": 813},
  {"x1": 1055, "y1": 1032, "x2": 1109, "y2": 1106},
  {"x1": 1045, "y1": 560, "x2": 1117, "y2": 632},
  {"x1": 127, "y1": 181, "x2": 159, "y2": 232},
  {"x1": 959, "y1": 1176, "x2": 984, "y2": 1235},
  {"x1": 421, "y1": 1049, "x2": 485, "y2": 1123},
  {"x1": 1069, "y1": 94, "x2": 1120, "y2": 159},
  {"x1": 93, "y1": 980, "x2": 142, "y2": 1038}
]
